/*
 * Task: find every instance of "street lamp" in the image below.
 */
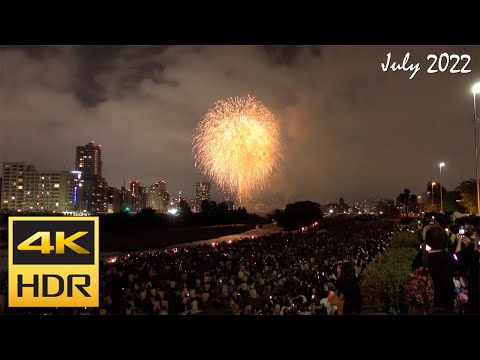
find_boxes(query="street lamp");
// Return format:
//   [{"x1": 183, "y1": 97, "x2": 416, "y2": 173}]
[
  {"x1": 472, "y1": 82, "x2": 480, "y2": 316},
  {"x1": 472, "y1": 83, "x2": 480, "y2": 216},
  {"x1": 439, "y1": 162, "x2": 445, "y2": 213},
  {"x1": 431, "y1": 182, "x2": 436, "y2": 211}
]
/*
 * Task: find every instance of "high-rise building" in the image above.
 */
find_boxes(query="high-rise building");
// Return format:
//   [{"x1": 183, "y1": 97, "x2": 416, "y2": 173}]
[
  {"x1": 140, "y1": 181, "x2": 167, "y2": 213},
  {"x1": 79, "y1": 175, "x2": 108, "y2": 214},
  {"x1": 107, "y1": 187, "x2": 122, "y2": 213},
  {"x1": 120, "y1": 186, "x2": 132, "y2": 212},
  {"x1": 58, "y1": 171, "x2": 76, "y2": 213},
  {"x1": 130, "y1": 180, "x2": 141, "y2": 212},
  {"x1": 141, "y1": 185, "x2": 153, "y2": 210},
  {"x1": 70, "y1": 170, "x2": 84, "y2": 212},
  {"x1": 75, "y1": 141, "x2": 102, "y2": 177},
  {"x1": 75, "y1": 141, "x2": 108, "y2": 213},
  {"x1": 195, "y1": 181, "x2": 211, "y2": 206},
  {"x1": 1, "y1": 162, "x2": 75, "y2": 213},
  {"x1": 25, "y1": 171, "x2": 75, "y2": 213},
  {"x1": 155, "y1": 180, "x2": 166, "y2": 200},
  {"x1": 1, "y1": 162, "x2": 31, "y2": 211}
]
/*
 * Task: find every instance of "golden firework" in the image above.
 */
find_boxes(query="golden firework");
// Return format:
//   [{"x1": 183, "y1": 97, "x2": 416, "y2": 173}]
[{"x1": 193, "y1": 96, "x2": 281, "y2": 202}]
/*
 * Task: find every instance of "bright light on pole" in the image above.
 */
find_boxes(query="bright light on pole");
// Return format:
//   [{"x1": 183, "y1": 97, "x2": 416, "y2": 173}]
[
  {"x1": 431, "y1": 182, "x2": 436, "y2": 211},
  {"x1": 472, "y1": 83, "x2": 480, "y2": 95},
  {"x1": 439, "y1": 162, "x2": 445, "y2": 213}
]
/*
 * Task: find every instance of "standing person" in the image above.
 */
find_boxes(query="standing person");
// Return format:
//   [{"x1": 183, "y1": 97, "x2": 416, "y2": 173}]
[
  {"x1": 336, "y1": 262, "x2": 362, "y2": 314},
  {"x1": 413, "y1": 218, "x2": 454, "y2": 312},
  {"x1": 457, "y1": 226, "x2": 479, "y2": 314}
]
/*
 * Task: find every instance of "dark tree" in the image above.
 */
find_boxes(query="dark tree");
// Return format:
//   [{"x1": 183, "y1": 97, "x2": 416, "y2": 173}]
[
  {"x1": 200, "y1": 200, "x2": 217, "y2": 216},
  {"x1": 273, "y1": 201, "x2": 323, "y2": 230},
  {"x1": 178, "y1": 199, "x2": 192, "y2": 217},
  {"x1": 396, "y1": 189, "x2": 417, "y2": 217},
  {"x1": 456, "y1": 179, "x2": 478, "y2": 214},
  {"x1": 443, "y1": 190, "x2": 467, "y2": 213}
]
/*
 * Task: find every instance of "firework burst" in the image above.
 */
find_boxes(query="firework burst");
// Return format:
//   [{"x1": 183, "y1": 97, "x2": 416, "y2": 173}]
[{"x1": 193, "y1": 96, "x2": 281, "y2": 202}]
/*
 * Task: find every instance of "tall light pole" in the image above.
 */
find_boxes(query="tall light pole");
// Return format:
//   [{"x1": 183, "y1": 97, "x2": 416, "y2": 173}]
[
  {"x1": 439, "y1": 162, "x2": 445, "y2": 213},
  {"x1": 431, "y1": 182, "x2": 436, "y2": 212},
  {"x1": 472, "y1": 83, "x2": 480, "y2": 215},
  {"x1": 471, "y1": 82, "x2": 480, "y2": 314}
]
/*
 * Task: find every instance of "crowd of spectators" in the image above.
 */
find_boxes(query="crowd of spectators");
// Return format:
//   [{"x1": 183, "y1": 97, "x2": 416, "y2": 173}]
[{"x1": 1, "y1": 217, "x2": 396, "y2": 315}]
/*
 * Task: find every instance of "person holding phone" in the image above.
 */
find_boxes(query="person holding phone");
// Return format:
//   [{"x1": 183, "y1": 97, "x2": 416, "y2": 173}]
[
  {"x1": 413, "y1": 215, "x2": 454, "y2": 312},
  {"x1": 456, "y1": 225, "x2": 479, "y2": 313}
]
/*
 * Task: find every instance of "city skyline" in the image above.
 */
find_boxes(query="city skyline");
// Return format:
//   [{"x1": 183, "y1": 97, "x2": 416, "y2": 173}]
[{"x1": 1, "y1": 45, "x2": 480, "y2": 205}]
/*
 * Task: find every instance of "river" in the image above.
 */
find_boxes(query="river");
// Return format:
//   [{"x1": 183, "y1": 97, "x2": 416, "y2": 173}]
[{"x1": 0, "y1": 223, "x2": 282, "y2": 272}]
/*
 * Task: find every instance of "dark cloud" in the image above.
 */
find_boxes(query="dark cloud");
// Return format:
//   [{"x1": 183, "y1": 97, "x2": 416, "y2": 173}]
[
  {"x1": 1, "y1": 45, "x2": 480, "y2": 211},
  {"x1": 262, "y1": 45, "x2": 322, "y2": 66}
]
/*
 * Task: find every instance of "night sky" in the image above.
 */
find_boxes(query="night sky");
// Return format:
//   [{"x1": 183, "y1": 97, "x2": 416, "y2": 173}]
[{"x1": 1, "y1": 45, "x2": 479, "y2": 210}]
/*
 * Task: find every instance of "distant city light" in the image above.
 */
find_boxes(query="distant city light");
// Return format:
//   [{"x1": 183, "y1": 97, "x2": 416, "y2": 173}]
[{"x1": 168, "y1": 208, "x2": 178, "y2": 215}]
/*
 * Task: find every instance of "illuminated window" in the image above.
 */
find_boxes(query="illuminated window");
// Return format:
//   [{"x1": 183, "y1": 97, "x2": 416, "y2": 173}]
[
  {"x1": 17, "y1": 186, "x2": 23, "y2": 190},
  {"x1": 55, "y1": 203, "x2": 59, "y2": 207},
  {"x1": 11, "y1": 196, "x2": 15, "y2": 200},
  {"x1": 54, "y1": 184, "x2": 60, "y2": 188}
]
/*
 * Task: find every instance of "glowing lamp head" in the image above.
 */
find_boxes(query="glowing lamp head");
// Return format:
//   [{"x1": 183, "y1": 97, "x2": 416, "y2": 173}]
[
  {"x1": 432, "y1": 182, "x2": 436, "y2": 186},
  {"x1": 439, "y1": 162, "x2": 445, "y2": 168},
  {"x1": 472, "y1": 82, "x2": 480, "y2": 94}
]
